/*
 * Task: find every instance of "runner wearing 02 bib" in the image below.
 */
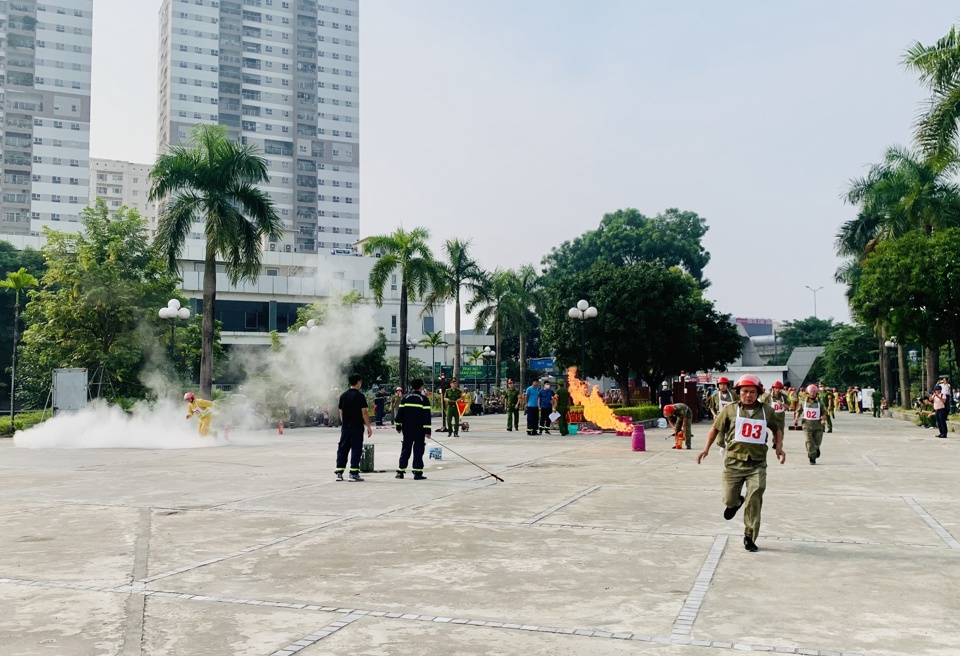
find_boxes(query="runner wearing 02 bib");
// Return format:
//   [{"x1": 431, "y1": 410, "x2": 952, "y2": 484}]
[{"x1": 794, "y1": 384, "x2": 827, "y2": 465}]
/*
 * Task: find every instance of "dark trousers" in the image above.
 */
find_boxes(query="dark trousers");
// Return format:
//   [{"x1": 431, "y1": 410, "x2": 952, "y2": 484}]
[
  {"x1": 526, "y1": 406, "x2": 539, "y2": 433},
  {"x1": 398, "y1": 433, "x2": 426, "y2": 472},
  {"x1": 936, "y1": 408, "x2": 948, "y2": 436},
  {"x1": 557, "y1": 407, "x2": 569, "y2": 435},
  {"x1": 336, "y1": 425, "x2": 364, "y2": 472},
  {"x1": 507, "y1": 407, "x2": 519, "y2": 430},
  {"x1": 288, "y1": 406, "x2": 298, "y2": 425},
  {"x1": 539, "y1": 407, "x2": 552, "y2": 432},
  {"x1": 374, "y1": 405, "x2": 385, "y2": 426}
]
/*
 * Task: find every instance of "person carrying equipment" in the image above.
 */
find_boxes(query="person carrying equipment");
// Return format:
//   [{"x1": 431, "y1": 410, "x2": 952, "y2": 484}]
[
  {"x1": 184, "y1": 392, "x2": 216, "y2": 437},
  {"x1": 663, "y1": 403, "x2": 694, "y2": 449},
  {"x1": 395, "y1": 378, "x2": 432, "y2": 480}
]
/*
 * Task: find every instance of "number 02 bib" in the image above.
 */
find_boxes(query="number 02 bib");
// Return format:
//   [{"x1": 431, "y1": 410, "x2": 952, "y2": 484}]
[
  {"x1": 733, "y1": 406, "x2": 768, "y2": 444},
  {"x1": 802, "y1": 404, "x2": 821, "y2": 421}
]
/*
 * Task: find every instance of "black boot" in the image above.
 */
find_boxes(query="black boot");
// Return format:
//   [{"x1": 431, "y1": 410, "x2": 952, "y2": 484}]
[
  {"x1": 413, "y1": 473, "x2": 427, "y2": 480},
  {"x1": 395, "y1": 471, "x2": 404, "y2": 479},
  {"x1": 743, "y1": 535, "x2": 759, "y2": 552}
]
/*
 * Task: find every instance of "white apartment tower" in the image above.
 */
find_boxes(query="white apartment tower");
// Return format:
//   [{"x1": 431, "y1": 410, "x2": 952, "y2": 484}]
[
  {"x1": 156, "y1": 0, "x2": 360, "y2": 254},
  {"x1": 89, "y1": 158, "x2": 158, "y2": 227},
  {"x1": 0, "y1": 0, "x2": 94, "y2": 235}
]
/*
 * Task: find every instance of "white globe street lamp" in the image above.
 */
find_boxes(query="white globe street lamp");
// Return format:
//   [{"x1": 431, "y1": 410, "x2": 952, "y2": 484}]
[
  {"x1": 568, "y1": 300, "x2": 598, "y2": 377},
  {"x1": 159, "y1": 299, "x2": 191, "y2": 366}
]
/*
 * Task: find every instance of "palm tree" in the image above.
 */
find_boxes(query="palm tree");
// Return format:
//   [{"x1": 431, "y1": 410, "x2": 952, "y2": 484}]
[
  {"x1": 468, "y1": 267, "x2": 512, "y2": 387},
  {"x1": 903, "y1": 26, "x2": 960, "y2": 159},
  {"x1": 149, "y1": 124, "x2": 283, "y2": 400},
  {"x1": 423, "y1": 238, "x2": 485, "y2": 380},
  {"x1": 837, "y1": 145, "x2": 960, "y2": 406},
  {"x1": 364, "y1": 227, "x2": 438, "y2": 389},
  {"x1": 418, "y1": 330, "x2": 448, "y2": 394},
  {"x1": 0, "y1": 267, "x2": 39, "y2": 430},
  {"x1": 506, "y1": 264, "x2": 545, "y2": 387}
]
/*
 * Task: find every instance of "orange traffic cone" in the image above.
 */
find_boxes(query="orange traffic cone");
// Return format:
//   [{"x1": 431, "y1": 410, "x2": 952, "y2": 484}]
[
  {"x1": 278, "y1": 421, "x2": 284, "y2": 435},
  {"x1": 674, "y1": 431, "x2": 685, "y2": 449}
]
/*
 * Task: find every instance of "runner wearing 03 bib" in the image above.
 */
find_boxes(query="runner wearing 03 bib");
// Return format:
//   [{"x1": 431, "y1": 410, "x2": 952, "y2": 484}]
[
  {"x1": 698, "y1": 374, "x2": 785, "y2": 553},
  {"x1": 794, "y1": 384, "x2": 827, "y2": 465}
]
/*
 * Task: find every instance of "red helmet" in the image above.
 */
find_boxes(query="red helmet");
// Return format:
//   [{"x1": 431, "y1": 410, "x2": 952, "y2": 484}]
[
  {"x1": 663, "y1": 404, "x2": 675, "y2": 416},
  {"x1": 717, "y1": 376, "x2": 731, "y2": 385},
  {"x1": 183, "y1": 392, "x2": 195, "y2": 402},
  {"x1": 772, "y1": 381, "x2": 784, "y2": 389},
  {"x1": 734, "y1": 374, "x2": 763, "y2": 391}
]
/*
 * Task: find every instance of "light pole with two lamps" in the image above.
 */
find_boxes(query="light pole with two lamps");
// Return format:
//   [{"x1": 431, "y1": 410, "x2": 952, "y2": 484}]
[
  {"x1": 805, "y1": 286, "x2": 823, "y2": 319},
  {"x1": 158, "y1": 299, "x2": 191, "y2": 373},
  {"x1": 480, "y1": 345, "x2": 495, "y2": 400},
  {"x1": 568, "y1": 300, "x2": 598, "y2": 378}
]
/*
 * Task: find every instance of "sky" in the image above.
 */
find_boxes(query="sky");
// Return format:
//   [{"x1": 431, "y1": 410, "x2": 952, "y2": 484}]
[{"x1": 90, "y1": 0, "x2": 960, "y2": 326}]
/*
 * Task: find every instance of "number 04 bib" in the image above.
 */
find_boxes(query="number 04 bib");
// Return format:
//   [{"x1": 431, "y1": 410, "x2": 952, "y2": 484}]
[{"x1": 733, "y1": 406, "x2": 768, "y2": 444}]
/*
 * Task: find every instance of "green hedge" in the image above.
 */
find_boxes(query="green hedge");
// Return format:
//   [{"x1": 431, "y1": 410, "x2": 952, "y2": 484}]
[
  {"x1": 614, "y1": 405, "x2": 663, "y2": 422},
  {"x1": 0, "y1": 411, "x2": 48, "y2": 437}
]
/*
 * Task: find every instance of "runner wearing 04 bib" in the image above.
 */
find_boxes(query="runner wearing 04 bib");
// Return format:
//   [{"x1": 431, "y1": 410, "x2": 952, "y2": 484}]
[
  {"x1": 709, "y1": 376, "x2": 738, "y2": 420},
  {"x1": 760, "y1": 381, "x2": 789, "y2": 418},
  {"x1": 794, "y1": 384, "x2": 827, "y2": 465},
  {"x1": 698, "y1": 374, "x2": 785, "y2": 553}
]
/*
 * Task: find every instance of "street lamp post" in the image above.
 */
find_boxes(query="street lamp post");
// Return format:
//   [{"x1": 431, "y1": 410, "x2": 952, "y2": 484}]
[
  {"x1": 158, "y1": 299, "x2": 191, "y2": 374},
  {"x1": 568, "y1": 300, "x2": 598, "y2": 378},
  {"x1": 481, "y1": 345, "x2": 495, "y2": 396},
  {"x1": 805, "y1": 286, "x2": 823, "y2": 319},
  {"x1": 884, "y1": 340, "x2": 898, "y2": 406}
]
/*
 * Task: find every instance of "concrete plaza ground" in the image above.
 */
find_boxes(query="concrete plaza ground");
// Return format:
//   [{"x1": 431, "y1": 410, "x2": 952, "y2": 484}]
[{"x1": 1, "y1": 410, "x2": 958, "y2": 655}]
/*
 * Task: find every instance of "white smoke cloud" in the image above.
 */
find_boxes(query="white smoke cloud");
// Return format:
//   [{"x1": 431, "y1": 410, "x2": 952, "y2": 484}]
[{"x1": 13, "y1": 302, "x2": 380, "y2": 449}]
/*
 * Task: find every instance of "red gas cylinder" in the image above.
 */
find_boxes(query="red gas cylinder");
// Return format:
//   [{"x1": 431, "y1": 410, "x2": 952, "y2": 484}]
[{"x1": 631, "y1": 424, "x2": 646, "y2": 451}]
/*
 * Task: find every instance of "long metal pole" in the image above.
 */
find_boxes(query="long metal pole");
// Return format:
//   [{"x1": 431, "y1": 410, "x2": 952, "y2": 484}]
[{"x1": 580, "y1": 318, "x2": 586, "y2": 378}]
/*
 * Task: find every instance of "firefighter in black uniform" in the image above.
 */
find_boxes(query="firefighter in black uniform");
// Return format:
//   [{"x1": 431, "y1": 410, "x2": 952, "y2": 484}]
[{"x1": 395, "y1": 377, "x2": 432, "y2": 480}]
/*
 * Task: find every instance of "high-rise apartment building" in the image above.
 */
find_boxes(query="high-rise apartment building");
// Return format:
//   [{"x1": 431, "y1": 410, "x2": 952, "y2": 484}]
[
  {"x1": 156, "y1": 0, "x2": 360, "y2": 254},
  {"x1": 0, "y1": 0, "x2": 94, "y2": 235},
  {"x1": 89, "y1": 158, "x2": 157, "y2": 227}
]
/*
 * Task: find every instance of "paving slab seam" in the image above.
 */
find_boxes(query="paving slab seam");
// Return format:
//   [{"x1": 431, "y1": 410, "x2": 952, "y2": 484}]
[
  {"x1": 860, "y1": 455, "x2": 881, "y2": 471},
  {"x1": 376, "y1": 515, "x2": 955, "y2": 549},
  {"x1": 267, "y1": 613, "x2": 365, "y2": 655},
  {"x1": 205, "y1": 481, "x2": 329, "y2": 510},
  {"x1": 671, "y1": 535, "x2": 726, "y2": 637},
  {"x1": 374, "y1": 478, "x2": 499, "y2": 518},
  {"x1": 136, "y1": 515, "x2": 357, "y2": 584},
  {"x1": 499, "y1": 439, "x2": 608, "y2": 472},
  {"x1": 522, "y1": 485, "x2": 602, "y2": 524},
  {"x1": 0, "y1": 577, "x2": 862, "y2": 655},
  {"x1": 902, "y1": 496, "x2": 960, "y2": 549}
]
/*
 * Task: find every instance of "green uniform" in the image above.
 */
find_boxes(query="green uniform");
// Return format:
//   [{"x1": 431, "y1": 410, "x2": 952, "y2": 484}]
[
  {"x1": 554, "y1": 386, "x2": 572, "y2": 435},
  {"x1": 713, "y1": 402, "x2": 784, "y2": 541},
  {"x1": 872, "y1": 389, "x2": 883, "y2": 417},
  {"x1": 796, "y1": 397, "x2": 827, "y2": 463},
  {"x1": 504, "y1": 387, "x2": 521, "y2": 431},
  {"x1": 822, "y1": 390, "x2": 834, "y2": 432},
  {"x1": 671, "y1": 403, "x2": 694, "y2": 449},
  {"x1": 708, "y1": 389, "x2": 739, "y2": 418},
  {"x1": 444, "y1": 388, "x2": 463, "y2": 436}
]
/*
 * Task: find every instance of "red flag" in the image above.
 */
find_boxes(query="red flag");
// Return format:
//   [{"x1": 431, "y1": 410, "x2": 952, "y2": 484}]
[{"x1": 456, "y1": 400, "x2": 468, "y2": 417}]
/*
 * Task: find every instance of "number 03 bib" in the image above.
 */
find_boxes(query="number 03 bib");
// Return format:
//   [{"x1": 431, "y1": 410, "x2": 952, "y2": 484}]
[{"x1": 733, "y1": 406, "x2": 768, "y2": 444}]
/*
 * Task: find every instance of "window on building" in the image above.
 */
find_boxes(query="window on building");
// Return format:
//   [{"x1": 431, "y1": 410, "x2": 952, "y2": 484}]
[{"x1": 391, "y1": 315, "x2": 397, "y2": 334}]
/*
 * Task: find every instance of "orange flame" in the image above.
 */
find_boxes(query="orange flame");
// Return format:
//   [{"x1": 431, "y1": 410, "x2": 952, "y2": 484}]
[{"x1": 566, "y1": 367, "x2": 632, "y2": 432}]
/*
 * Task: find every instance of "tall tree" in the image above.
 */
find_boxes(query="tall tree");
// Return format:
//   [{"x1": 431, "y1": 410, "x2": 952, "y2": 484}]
[
  {"x1": 363, "y1": 227, "x2": 438, "y2": 389},
  {"x1": 467, "y1": 267, "x2": 512, "y2": 387},
  {"x1": 903, "y1": 26, "x2": 960, "y2": 159},
  {"x1": 837, "y1": 144, "x2": 960, "y2": 404},
  {"x1": 506, "y1": 265, "x2": 545, "y2": 386},
  {"x1": 0, "y1": 267, "x2": 38, "y2": 429},
  {"x1": 423, "y1": 238, "x2": 485, "y2": 379},
  {"x1": 542, "y1": 261, "x2": 739, "y2": 393},
  {"x1": 17, "y1": 202, "x2": 182, "y2": 407},
  {"x1": 418, "y1": 330, "x2": 448, "y2": 390},
  {"x1": 543, "y1": 208, "x2": 711, "y2": 286},
  {"x1": 149, "y1": 124, "x2": 283, "y2": 400}
]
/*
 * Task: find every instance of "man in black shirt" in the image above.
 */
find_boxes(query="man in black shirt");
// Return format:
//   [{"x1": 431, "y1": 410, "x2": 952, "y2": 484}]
[
  {"x1": 394, "y1": 378, "x2": 432, "y2": 480},
  {"x1": 336, "y1": 373, "x2": 373, "y2": 481},
  {"x1": 658, "y1": 382, "x2": 673, "y2": 410}
]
